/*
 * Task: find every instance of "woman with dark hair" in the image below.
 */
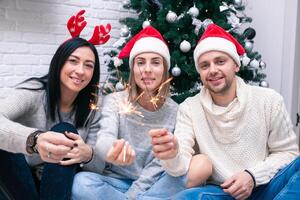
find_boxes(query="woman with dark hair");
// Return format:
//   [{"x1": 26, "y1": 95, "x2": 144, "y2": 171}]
[{"x1": 0, "y1": 10, "x2": 110, "y2": 200}]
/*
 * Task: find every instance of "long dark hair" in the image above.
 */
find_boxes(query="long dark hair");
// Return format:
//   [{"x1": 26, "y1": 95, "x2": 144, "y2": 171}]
[{"x1": 19, "y1": 37, "x2": 100, "y2": 128}]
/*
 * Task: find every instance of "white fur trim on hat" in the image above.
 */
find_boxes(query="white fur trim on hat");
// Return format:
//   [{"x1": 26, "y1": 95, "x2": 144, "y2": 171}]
[
  {"x1": 193, "y1": 37, "x2": 241, "y2": 73},
  {"x1": 129, "y1": 37, "x2": 170, "y2": 69}
]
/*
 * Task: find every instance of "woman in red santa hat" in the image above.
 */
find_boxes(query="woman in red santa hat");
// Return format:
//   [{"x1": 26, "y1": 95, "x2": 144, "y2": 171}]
[{"x1": 71, "y1": 25, "x2": 212, "y2": 200}]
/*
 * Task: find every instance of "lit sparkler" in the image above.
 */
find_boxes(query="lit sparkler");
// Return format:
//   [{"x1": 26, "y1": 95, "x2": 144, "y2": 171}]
[
  {"x1": 117, "y1": 95, "x2": 144, "y2": 117},
  {"x1": 149, "y1": 77, "x2": 173, "y2": 109}
]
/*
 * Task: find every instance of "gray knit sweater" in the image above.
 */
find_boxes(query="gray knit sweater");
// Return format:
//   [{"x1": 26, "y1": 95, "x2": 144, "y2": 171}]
[
  {"x1": 91, "y1": 91, "x2": 178, "y2": 199},
  {"x1": 0, "y1": 81, "x2": 101, "y2": 170}
]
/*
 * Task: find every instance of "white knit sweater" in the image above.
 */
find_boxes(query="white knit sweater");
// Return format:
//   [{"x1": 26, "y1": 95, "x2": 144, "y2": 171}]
[{"x1": 161, "y1": 76, "x2": 299, "y2": 186}]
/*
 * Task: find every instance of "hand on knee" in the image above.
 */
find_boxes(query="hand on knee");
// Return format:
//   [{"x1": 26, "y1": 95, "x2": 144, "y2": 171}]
[{"x1": 186, "y1": 154, "x2": 212, "y2": 188}]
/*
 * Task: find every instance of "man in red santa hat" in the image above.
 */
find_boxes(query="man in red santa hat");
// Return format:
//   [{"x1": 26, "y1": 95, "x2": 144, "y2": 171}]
[{"x1": 149, "y1": 24, "x2": 300, "y2": 200}]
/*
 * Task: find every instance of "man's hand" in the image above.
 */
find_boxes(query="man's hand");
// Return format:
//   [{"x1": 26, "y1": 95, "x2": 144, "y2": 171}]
[
  {"x1": 221, "y1": 171, "x2": 255, "y2": 200},
  {"x1": 149, "y1": 128, "x2": 178, "y2": 160},
  {"x1": 106, "y1": 139, "x2": 136, "y2": 166}
]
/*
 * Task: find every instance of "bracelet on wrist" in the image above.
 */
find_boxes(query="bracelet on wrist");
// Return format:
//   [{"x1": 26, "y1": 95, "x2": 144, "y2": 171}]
[
  {"x1": 83, "y1": 147, "x2": 94, "y2": 164},
  {"x1": 244, "y1": 169, "x2": 256, "y2": 188}
]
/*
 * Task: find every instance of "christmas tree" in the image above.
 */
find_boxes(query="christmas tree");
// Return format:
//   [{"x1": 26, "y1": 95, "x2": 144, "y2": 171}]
[{"x1": 103, "y1": 0, "x2": 267, "y2": 103}]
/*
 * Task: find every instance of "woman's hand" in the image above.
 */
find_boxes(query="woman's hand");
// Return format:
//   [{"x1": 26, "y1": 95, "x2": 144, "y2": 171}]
[
  {"x1": 36, "y1": 131, "x2": 76, "y2": 163},
  {"x1": 106, "y1": 139, "x2": 136, "y2": 166},
  {"x1": 59, "y1": 132, "x2": 93, "y2": 165}
]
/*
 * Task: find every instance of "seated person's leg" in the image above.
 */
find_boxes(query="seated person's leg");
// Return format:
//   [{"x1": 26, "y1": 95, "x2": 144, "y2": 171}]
[
  {"x1": 0, "y1": 149, "x2": 38, "y2": 200},
  {"x1": 186, "y1": 154, "x2": 213, "y2": 188},
  {"x1": 249, "y1": 156, "x2": 300, "y2": 200},
  {"x1": 171, "y1": 184, "x2": 235, "y2": 200},
  {"x1": 72, "y1": 171, "x2": 132, "y2": 200},
  {"x1": 40, "y1": 122, "x2": 79, "y2": 200},
  {"x1": 137, "y1": 172, "x2": 187, "y2": 199}
]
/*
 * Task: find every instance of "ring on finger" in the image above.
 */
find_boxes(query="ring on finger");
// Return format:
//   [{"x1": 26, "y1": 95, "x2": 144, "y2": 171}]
[{"x1": 47, "y1": 151, "x2": 52, "y2": 158}]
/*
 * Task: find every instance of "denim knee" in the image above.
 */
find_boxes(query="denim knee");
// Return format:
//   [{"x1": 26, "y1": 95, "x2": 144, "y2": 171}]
[
  {"x1": 73, "y1": 172, "x2": 101, "y2": 195},
  {"x1": 50, "y1": 122, "x2": 78, "y2": 135}
]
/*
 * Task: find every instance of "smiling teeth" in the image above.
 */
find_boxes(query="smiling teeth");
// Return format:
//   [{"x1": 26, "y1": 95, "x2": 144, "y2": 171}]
[{"x1": 72, "y1": 78, "x2": 82, "y2": 84}]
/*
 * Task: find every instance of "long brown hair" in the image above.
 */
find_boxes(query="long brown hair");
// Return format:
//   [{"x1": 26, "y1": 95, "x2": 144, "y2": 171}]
[{"x1": 128, "y1": 57, "x2": 170, "y2": 102}]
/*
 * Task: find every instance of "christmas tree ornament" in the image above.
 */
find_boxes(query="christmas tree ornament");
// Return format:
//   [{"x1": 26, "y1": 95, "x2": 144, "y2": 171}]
[
  {"x1": 120, "y1": 25, "x2": 130, "y2": 37},
  {"x1": 227, "y1": 12, "x2": 240, "y2": 29},
  {"x1": 241, "y1": 54, "x2": 250, "y2": 66},
  {"x1": 249, "y1": 59, "x2": 259, "y2": 68},
  {"x1": 219, "y1": 2, "x2": 237, "y2": 12},
  {"x1": 244, "y1": 40, "x2": 253, "y2": 53},
  {"x1": 113, "y1": 57, "x2": 123, "y2": 67},
  {"x1": 259, "y1": 80, "x2": 269, "y2": 88},
  {"x1": 259, "y1": 60, "x2": 266, "y2": 70},
  {"x1": 103, "y1": 54, "x2": 111, "y2": 65},
  {"x1": 188, "y1": 5, "x2": 199, "y2": 18},
  {"x1": 233, "y1": 0, "x2": 243, "y2": 7},
  {"x1": 115, "y1": 81, "x2": 125, "y2": 91},
  {"x1": 142, "y1": 20, "x2": 151, "y2": 28},
  {"x1": 123, "y1": 0, "x2": 130, "y2": 7},
  {"x1": 202, "y1": 18, "x2": 213, "y2": 29},
  {"x1": 177, "y1": 13, "x2": 184, "y2": 21},
  {"x1": 192, "y1": 18, "x2": 202, "y2": 35},
  {"x1": 243, "y1": 27, "x2": 256, "y2": 40},
  {"x1": 171, "y1": 65, "x2": 181, "y2": 77},
  {"x1": 179, "y1": 40, "x2": 191, "y2": 53},
  {"x1": 166, "y1": 11, "x2": 177, "y2": 23}
]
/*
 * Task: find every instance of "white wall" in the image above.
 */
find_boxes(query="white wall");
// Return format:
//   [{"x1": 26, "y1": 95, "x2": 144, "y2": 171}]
[
  {"x1": 245, "y1": 0, "x2": 299, "y2": 123},
  {"x1": 0, "y1": 0, "x2": 133, "y2": 97}
]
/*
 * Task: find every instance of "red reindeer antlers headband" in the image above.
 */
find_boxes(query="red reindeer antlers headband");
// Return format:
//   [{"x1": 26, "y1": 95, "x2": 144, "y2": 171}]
[{"x1": 67, "y1": 10, "x2": 111, "y2": 45}]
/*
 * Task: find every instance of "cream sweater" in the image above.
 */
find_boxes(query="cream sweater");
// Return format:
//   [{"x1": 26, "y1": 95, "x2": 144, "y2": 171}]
[{"x1": 161, "y1": 77, "x2": 299, "y2": 186}]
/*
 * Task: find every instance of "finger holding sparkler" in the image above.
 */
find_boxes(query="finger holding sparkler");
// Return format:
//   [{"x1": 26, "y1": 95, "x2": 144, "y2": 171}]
[
  {"x1": 122, "y1": 141, "x2": 136, "y2": 164},
  {"x1": 106, "y1": 139, "x2": 136, "y2": 166}
]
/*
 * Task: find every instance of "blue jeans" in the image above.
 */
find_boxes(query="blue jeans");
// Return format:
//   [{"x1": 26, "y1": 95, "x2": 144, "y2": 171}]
[
  {"x1": 172, "y1": 156, "x2": 300, "y2": 200},
  {"x1": 72, "y1": 171, "x2": 132, "y2": 200},
  {"x1": 136, "y1": 172, "x2": 187, "y2": 200},
  {"x1": 72, "y1": 171, "x2": 186, "y2": 200},
  {"x1": 0, "y1": 122, "x2": 79, "y2": 200}
]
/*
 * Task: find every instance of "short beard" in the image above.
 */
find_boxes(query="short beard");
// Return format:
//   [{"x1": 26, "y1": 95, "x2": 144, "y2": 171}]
[{"x1": 206, "y1": 78, "x2": 232, "y2": 96}]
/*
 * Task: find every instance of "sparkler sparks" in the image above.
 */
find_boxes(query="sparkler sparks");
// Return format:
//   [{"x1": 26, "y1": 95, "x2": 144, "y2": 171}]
[
  {"x1": 117, "y1": 98, "x2": 144, "y2": 117},
  {"x1": 149, "y1": 77, "x2": 173, "y2": 109}
]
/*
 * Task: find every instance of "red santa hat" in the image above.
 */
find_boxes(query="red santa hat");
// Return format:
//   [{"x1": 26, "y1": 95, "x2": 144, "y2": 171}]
[
  {"x1": 118, "y1": 26, "x2": 170, "y2": 69},
  {"x1": 193, "y1": 24, "x2": 245, "y2": 72}
]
